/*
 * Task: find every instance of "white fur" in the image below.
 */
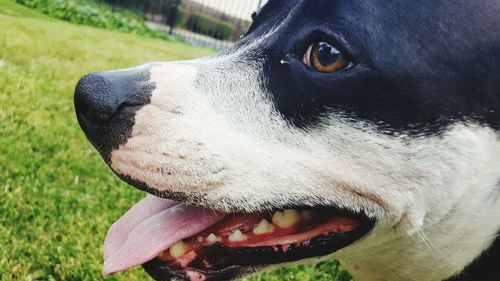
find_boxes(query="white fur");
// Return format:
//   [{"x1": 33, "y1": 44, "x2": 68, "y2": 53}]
[{"x1": 109, "y1": 42, "x2": 500, "y2": 281}]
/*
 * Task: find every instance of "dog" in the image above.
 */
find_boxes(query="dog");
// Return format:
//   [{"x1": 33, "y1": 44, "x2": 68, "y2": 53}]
[{"x1": 74, "y1": 0, "x2": 500, "y2": 280}]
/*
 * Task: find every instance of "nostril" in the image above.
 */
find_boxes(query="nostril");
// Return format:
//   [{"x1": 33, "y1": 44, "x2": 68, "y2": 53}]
[{"x1": 74, "y1": 72, "x2": 117, "y2": 125}]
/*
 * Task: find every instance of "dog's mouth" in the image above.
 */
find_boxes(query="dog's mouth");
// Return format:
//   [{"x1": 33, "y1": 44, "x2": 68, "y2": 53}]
[{"x1": 103, "y1": 195, "x2": 374, "y2": 281}]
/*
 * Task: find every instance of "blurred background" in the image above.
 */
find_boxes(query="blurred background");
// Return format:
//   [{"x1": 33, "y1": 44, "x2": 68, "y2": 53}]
[
  {"x1": 19, "y1": 0, "x2": 268, "y2": 49},
  {"x1": 0, "y1": 0, "x2": 353, "y2": 280},
  {"x1": 134, "y1": 0, "x2": 264, "y2": 49}
]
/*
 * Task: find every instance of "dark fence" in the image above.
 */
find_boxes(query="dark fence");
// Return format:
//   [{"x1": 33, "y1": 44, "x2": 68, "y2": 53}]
[{"x1": 103, "y1": 0, "x2": 266, "y2": 49}]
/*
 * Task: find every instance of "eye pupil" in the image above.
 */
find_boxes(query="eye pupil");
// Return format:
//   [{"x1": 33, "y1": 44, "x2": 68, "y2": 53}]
[{"x1": 316, "y1": 42, "x2": 342, "y2": 65}]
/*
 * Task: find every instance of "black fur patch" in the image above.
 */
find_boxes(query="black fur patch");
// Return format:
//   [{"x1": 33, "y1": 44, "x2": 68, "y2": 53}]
[{"x1": 245, "y1": 0, "x2": 500, "y2": 135}]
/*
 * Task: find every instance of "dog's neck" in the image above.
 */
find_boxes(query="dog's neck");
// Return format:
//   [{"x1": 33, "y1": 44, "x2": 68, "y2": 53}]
[
  {"x1": 444, "y1": 235, "x2": 500, "y2": 281},
  {"x1": 342, "y1": 230, "x2": 500, "y2": 281}
]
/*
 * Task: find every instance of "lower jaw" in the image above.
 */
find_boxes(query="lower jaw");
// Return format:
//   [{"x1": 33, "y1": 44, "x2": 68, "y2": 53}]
[{"x1": 142, "y1": 223, "x2": 374, "y2": 281}]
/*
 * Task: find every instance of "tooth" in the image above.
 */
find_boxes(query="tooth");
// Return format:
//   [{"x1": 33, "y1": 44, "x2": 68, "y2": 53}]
[
  {"x1": 272, "y1": 209, "x2": 301, "y2": 229},
  {"x1": 253, "y1": 219, "x2": 275, "y2": 235},
  {"x1": 301, "y1": 210, "x2": 313, "y2": 220},
  {"x1": 281, "y1": 244, "x2": 291, "y2": 253},
  {"x1": 206, "y1": 233, "x2": 221, "y2": 243},
  {"x1": 169, "y1": 241, "x2": 189, "y2": 258},
  {"x1": 228, "y1": 230, "x2": 248, "y2": 242}
]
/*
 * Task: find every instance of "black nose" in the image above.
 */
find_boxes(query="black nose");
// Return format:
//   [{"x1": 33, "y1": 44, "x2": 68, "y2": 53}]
[
  {"x1": 74, "y1": 67, "x2": 154, "y2": 160},
  {"x1": 75, "y1": 69, "x2": 153, "y2": 125}
]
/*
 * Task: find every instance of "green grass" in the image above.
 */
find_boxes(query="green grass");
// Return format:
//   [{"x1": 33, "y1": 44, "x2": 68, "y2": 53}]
[{"x1": 0, "y1": 1, "x2": 352, "y2": 280}]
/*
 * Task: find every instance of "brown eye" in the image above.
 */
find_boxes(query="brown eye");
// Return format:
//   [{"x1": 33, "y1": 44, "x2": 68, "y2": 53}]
[{"x1": 303, "y1": 42, "x2": 350, "y2": 73}]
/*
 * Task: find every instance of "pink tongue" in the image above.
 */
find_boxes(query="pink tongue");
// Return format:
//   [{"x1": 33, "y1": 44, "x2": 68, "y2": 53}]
[{"x1": 103, "y1": 195, "x2": 227, "y2": 275}]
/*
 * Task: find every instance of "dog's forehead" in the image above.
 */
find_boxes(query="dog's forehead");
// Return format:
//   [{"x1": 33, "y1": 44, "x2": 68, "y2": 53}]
[{"x1": 227, "y1": 0, "x2": 500, "y2": 135}]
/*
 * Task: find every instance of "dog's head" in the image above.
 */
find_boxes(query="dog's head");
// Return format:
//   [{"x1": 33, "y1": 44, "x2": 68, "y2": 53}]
[{"x1": 75, "y1": 1, "x2": 500, "y2": 280}]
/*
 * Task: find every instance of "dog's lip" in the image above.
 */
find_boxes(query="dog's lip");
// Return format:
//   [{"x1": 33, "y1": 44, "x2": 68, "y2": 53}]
[{"x1": 143, "y1": 260, "x2": 260, "y2": 281}]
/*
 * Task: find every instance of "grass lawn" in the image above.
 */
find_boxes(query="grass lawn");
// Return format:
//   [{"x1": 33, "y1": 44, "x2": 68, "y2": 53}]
[{"x1": 0, "y1": 1, "x2": 352, "y2": 280}]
